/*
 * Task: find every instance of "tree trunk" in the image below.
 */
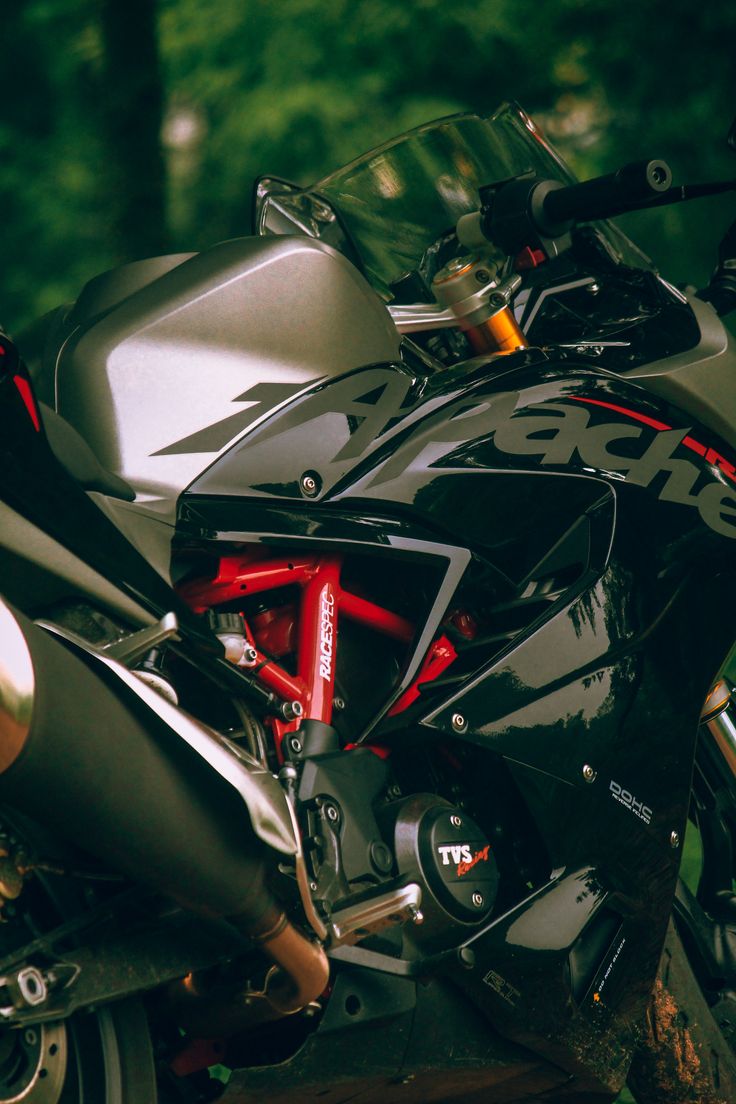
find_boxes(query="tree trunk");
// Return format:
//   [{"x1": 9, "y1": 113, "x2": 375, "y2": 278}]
[{"x1": 99, "y1": 0, "x2": 168, "y2": 259}]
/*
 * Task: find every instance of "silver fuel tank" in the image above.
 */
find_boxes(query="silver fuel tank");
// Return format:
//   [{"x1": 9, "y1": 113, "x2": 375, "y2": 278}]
[{"x1": 53, "y1": 236, "x2": 401, "y2": 509}]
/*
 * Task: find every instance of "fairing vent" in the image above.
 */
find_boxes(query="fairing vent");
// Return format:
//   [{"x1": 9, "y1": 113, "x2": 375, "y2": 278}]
[{"x1": 389, "y1": 505, "x2": 611, "y2": 722}]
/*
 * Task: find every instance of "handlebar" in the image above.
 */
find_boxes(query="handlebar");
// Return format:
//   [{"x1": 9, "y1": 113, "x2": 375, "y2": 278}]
[
  {"x1": 538, "y1": 159, "x2": 673, "y2": 230},
  {"x1": 464, "y1": 158, "x2": 736, "y2": 311},
  {"x1": 476, "y1": 159, "x2": 675, "y2": 254}
]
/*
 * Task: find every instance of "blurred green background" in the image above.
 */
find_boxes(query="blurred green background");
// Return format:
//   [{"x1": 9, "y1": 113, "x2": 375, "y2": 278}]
[{"x1": 1, "y1": 0, "x2": 735, "y2": 334}]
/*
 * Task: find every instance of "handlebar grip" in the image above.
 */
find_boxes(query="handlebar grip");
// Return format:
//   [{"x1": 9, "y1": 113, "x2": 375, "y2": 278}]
[{"x1": 539, "y1": 159, "x2": 673, "y2": 229}]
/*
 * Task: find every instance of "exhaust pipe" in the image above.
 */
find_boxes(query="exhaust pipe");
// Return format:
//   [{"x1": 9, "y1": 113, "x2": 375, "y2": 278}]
[
  {"x1": 0, "y1": 600, "x2": 328, "y2": 1010},
  {"x1": 167, "y1": 910, "x2": 332, "y2": 1036}
]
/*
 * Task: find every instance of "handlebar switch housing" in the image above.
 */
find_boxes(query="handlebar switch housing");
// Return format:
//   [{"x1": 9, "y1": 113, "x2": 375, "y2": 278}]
[{"x1": 479, "y1": 175, "x2": 573, "y2": 259}]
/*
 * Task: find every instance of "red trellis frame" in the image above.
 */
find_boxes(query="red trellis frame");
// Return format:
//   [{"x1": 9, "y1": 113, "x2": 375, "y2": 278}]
[{"x1": 178, "y1": 550, "x2": 416, "y2": 756}]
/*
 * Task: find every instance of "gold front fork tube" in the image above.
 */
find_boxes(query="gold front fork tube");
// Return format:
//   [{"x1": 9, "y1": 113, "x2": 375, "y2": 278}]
[{"x1": 701, "y1": 680, "x2": 736, "y2": 777}]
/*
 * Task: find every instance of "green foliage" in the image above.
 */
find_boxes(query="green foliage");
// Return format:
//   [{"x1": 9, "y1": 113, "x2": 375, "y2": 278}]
[
  {"x1": 1, "y1": 0, "x2": 735, "y2": 330},
  {"x1": 0, "y1": 0, "x2": 117, "y2": 328},
  {"x1": 539, "y1": 0, "x2": 736, "y2": 287}
]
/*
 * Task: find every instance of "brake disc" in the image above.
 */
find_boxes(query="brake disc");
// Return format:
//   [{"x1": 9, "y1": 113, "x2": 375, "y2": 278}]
[{"x1": 0, "y1": 1021, "x2": 66, "y2": 1104}]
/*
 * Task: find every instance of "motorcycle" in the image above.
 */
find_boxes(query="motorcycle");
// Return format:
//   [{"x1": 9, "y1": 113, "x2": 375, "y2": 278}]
[{"x1": 1, "y1": 100, "x2": 736, "y2": 1103}]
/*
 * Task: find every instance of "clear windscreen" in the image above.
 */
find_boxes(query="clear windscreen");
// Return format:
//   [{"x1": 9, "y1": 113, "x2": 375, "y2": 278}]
[
  {"x1": 255, "y1": 102, "x2": 650, "y2": 299},
  {"x1": 315, "y1": 104, "x2": 575, "y2": 296}
]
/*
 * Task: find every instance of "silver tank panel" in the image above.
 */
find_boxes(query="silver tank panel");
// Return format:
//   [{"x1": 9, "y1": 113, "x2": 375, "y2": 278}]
[{"x1": 55, "y1": 236, "x2": 401, "y2": 508}]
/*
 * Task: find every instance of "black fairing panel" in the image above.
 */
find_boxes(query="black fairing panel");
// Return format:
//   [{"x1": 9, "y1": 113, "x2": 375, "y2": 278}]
[
  {"x1": 519, "y1": 250, "x2": 701, "y2": 371},
  {"x1": 181, "y1": 349, "x2": 736, "y2": 1090}
]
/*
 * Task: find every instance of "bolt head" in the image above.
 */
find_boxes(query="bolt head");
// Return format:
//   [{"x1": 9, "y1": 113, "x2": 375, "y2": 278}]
[
  {"x1": 333, "y1": 697, "x2": 345, "y2": 711},
  {"x1": 325, "y1": 804, "x2": 339, "y2": 823},
  {"x1": 458, "y1": 946, "x2": 476, "y2": 969},
  {"x1": 300, "y1": 472, "x2": 321, "y2": 498},
  {"x1": 450, "y1": 815, "x2": 463, "y2": 828},
  {"x1": 289, "y1": 737, "x2": 302, "y2": 754},
  {"x1": 670, "y1": 830, "x2": 681, "y2": 849},
  {"x1": 582, "y1": 764, "x2": 597, "y2": 783},
  {"x1": 279, "y1": 764, "x2": 298, "y2": 788},
  {"x1": 471, "y1": 892, "x2": 484, "y2": 908},
  {"x1": 17, "y1": 967, "x2": 46, "y2": 1006},
  {"x1": 451, "y1": 712, "x2": 467, "y2": 733},
  {"x1": 410, "y1": 908, "x2": 424, "y2": 925}
]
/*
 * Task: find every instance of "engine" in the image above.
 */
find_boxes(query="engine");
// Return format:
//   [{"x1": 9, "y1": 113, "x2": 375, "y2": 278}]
[{"x1": 287, "y1": 729, "x2": 499, "y2": 953}]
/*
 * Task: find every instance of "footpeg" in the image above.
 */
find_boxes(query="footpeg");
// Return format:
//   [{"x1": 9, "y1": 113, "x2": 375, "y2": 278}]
[{"x1": 329, "y1": 883, "x2": 422, "y2": 946}]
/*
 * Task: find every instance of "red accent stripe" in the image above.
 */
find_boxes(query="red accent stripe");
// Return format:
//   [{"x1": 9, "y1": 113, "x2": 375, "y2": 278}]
[
  {"x1": 12, "y1": 375, "x2": 40, "y2": 432},
  {"x1": 704, "y1": 448, "x2": 736, "y2": 481},
  {"x1": 571, "y1": 395, "x2": 736, "y2": 486},
  {"x1": 682, "y1": 435, "x2": 706, "y2": 456},
  {"x1": 568, "y1": 395, "x2": 671, "y2": 431}
]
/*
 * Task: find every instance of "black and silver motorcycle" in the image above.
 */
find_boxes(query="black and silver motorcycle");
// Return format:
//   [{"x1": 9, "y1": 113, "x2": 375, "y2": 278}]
[{"x1": 1, "y1": 101, "x2": 736, "y2": 1103}]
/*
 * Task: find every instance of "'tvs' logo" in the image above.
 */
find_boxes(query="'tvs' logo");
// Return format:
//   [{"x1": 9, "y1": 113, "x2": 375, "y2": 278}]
[{"x1": 437, "y1": 844, "x2": 473, "y2": 866}]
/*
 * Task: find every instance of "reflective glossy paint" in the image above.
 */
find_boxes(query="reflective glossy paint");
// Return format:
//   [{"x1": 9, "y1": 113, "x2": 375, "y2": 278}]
[{"x1": 180, "y1": 345, "x2": 736, "y2": 1093}]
